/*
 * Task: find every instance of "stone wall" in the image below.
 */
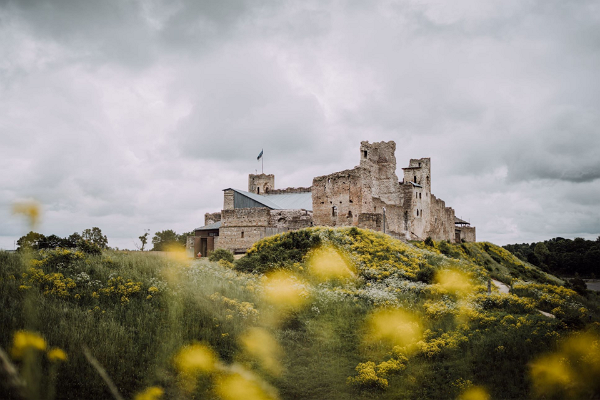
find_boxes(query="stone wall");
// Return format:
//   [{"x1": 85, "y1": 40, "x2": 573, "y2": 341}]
[
  {"x1": 267, "y1": 187, "x2": 312, "y2": 194},
  {"x1": 248, "y1": 173, "x2": 274, "y2": 195},
  {"x1": 456, "y1": 226, "x2": 476, "y2": 242},
  {"x1": 223, "y1": 189, "x2": 234, "y2": 210},
  {"x1": 270, "y1": 209, "x2": 314, "y2": 229},
  {"x1": 312, "y1": 167, "x2": 371, "y2": 227},
  {"x1": 359, "y1": 141, "x2": 402, "y2": 204},
  {"x1": 204, "y1": 212, "x2": 222, "y2": 225},
  {"x1": 218, "y1": 207, "x2": 271, "y2": 251}
]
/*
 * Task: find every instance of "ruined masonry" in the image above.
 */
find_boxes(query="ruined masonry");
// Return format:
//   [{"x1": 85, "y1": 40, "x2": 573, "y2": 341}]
[{"x1": 193, "y1": 141, "x2": 475, "y2": 256}]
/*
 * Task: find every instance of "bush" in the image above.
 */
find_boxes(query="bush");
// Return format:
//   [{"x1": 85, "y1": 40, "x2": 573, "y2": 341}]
[
  {"x1": 209, "y1": 248, "x2": 234, "y2": 263},
  {"x1": 424, "y1": 237, "x2": 435, "y2": 247},
  {"x1": 77, "y1": 239, "x2": 102, "y2": 256}
]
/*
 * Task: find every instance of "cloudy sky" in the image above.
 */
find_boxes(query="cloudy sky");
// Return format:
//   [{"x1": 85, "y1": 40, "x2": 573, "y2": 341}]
[{"x1": 1, "y1": 0, "x2": 599, "y2": 250}]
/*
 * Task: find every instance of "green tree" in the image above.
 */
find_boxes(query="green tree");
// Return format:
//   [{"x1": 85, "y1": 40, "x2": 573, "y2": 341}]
[
  {"x1": 16, "y1": 231, "x2": 46, "y2": 251},
  {"x1": 139, "y1": 232, "x2": 149, "y2": 251},
  {"x1": 152, "y1": 230, "x2": 180, "y2": 251},
  {"x1": 81, "y1": 227, "x2": 108, "y2": 249}
]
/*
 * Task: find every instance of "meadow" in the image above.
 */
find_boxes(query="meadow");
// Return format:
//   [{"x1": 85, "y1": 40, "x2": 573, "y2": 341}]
[{"x1": 1, "y1": 227, "x2": 600, "y2": 399}]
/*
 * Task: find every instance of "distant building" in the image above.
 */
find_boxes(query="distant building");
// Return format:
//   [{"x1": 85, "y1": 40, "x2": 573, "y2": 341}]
[{"x1": 193, "y1": 141, "x2": 475, "y2": 256}]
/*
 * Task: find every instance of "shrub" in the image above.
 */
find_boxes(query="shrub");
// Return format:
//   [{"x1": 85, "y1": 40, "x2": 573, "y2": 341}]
[
  {"x1": 77, "y1": 239, "x2": 102, "y2": 256},
  {"x1": 209, "y1": 248, "x2": 234, "y2": 263},
  {"x1": 424, "y1": 237, "x2": 435, "y2": 247}
]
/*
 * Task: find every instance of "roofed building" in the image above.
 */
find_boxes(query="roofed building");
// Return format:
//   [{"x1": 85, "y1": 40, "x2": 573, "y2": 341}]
[{"x1": 194, "y1": 141, "x2": 475, "y2": 256}]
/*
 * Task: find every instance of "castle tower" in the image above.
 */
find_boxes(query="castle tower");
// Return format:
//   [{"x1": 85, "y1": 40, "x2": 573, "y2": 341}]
[
  {"x1": 402, "y1": 158, "x2": 431, "y2": 194},
  {"x1": 359, "y1": 141, "x2": 401, "y2": 204},
  {"x1": 248, "y1": 173, "x2": 274, "y2": 195}
]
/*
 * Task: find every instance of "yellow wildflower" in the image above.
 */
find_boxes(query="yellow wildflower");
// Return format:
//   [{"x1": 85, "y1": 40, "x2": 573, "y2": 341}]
[
  {"x1": 174, "y1": 343, "x2": 216, "y2": 375},
  {"x1": 134, "y1": 386, "x2": 164, "y2": 400},
  {"x1": 215, "y1": 372, "x2": 277, "y2": 400},
  {"x1": 47, "y1": 347, "x2": 68, "y2": 362},
  {"x1": 11, "y1": 330, "x2": 47, "y2": 359}
]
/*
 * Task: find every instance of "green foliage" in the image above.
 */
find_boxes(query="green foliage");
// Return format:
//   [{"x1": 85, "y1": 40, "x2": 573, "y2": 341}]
[
  {"x1": 504, "y1": 237, "x2": 600, "y2": 277},
  {"x1": 81, "y1": 227, "x2": 108, "y2": 249},
  {"x1": 151, "y1": 229, "x2": 191, "y2": 251},
  {"x1": 2, "y1": 229, "x2": 600, "y2": 400},
  {"x1": 17, "y1": 231, "x2": 46, "y2": 251},
  {"x1": 76, "y1": 239, "x2": 102, "y2": 256},
  {"x1": 424, "y1": 237, "x2": 435, "y2": 247},
  {"x1": 209, "y1": 248, "x2": 234, "y2": 263}
]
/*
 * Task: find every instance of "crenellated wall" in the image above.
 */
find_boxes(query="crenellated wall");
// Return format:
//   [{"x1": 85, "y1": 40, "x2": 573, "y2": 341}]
[{"x1": 204, "y1": 212, "x2": 222, "y2": 225}]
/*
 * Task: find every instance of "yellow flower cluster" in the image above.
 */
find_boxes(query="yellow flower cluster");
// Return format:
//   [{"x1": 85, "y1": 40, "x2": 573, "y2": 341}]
[
  {"x1": 98, "y1": 276, "x2": 142, "y2": 304},
  {"x1": 347, "y1": 361, "x2": 389, "y2": 390},
  {"x1": 209, "y1": 293, "x2": 259, "y2": 319},
  {"x1": 22, "y1": 267, "x2": 76, "y2": 298},
  {"x1": 11, "y1": 330, "x2": 47, "y2": 359},
  {"x1": 414, "y1": 330, "x2": 469, "y2": 358},
  {"x1": 133, "y1": 386, "x2": 164, "y2": 400}
]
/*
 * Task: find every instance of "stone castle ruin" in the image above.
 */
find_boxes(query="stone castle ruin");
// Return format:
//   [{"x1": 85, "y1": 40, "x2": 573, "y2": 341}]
[{"x1": 193, "y1": 141, "x2": 475, "y2": 256}]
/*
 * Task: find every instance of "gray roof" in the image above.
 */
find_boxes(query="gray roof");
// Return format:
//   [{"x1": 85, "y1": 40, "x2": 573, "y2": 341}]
[
  {"x1": 408, "y1": 181, "x2": 423, "y2": 188},
  {"x1": 264, "y1": 192, "x2": 312, "y2": 210},
  {"x1": 194, "y1": 221, "x2": 222, "y2": 231},
  {"x1": 223, "y1": 188, "x2": 313, "y2": 211},
  {"x1": 455, "y1": 217, "x2": 470, "y2": 225}
]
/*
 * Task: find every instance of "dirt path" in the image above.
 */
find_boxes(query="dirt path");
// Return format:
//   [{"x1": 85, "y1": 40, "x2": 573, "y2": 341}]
[{"x1": 491, "y1": 279, "x2": 555, "y2": 318}]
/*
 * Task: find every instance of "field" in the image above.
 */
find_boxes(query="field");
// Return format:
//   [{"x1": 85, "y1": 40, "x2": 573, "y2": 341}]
[{"x1": 1, "y1": 227, "x2": 600, "y2": 400}]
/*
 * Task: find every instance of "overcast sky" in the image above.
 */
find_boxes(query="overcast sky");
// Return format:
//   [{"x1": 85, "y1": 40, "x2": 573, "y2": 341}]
[{"x1": 1, "y1": 0, "x2": 599, "y2": 250}]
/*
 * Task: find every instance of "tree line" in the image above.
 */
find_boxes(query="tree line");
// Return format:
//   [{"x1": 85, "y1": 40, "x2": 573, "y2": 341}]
[
  {"x1": 16, "y1": 228, "x2": 194, "y2": 252},
  {"x1": 504, "y1": 236, "x2": 600, "y2": 278}
]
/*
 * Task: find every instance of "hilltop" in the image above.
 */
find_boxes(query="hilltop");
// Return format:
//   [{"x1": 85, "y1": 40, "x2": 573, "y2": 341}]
[{"x1": 1, "y1": 227, "x2": 599, "y2": 399}]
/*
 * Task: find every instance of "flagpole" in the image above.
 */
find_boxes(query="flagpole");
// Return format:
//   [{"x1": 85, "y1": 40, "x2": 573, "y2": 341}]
[{"x1": 262, "y1": 153, "x2": 264, "y2": 174}]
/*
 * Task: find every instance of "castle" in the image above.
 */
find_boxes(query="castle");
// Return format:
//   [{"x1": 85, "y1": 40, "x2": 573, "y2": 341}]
[{"x1": 193, "y1": 141, "x2": 475, "y2": 256}]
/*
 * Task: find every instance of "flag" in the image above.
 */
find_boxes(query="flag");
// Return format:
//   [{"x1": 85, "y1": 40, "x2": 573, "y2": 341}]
[{"x1": 257, "y1": 149, "x2": 263, "y2": 161}]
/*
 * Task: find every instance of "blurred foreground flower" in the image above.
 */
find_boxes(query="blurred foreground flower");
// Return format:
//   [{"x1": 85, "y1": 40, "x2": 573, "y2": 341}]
[
  {"x1": 134, "y1": 386, "x2": 164, "y2": 400},
  {"x1": 47, "y1": 347, "x2": 68, "y2": 362},
  {"x1": 239, "y1": 327, "x2": 283, "y2": 375},
  {"x1": 530, "y1": 330, "x2": 600, "y2": 398},
  {"x1": 458, "y1": 386, "x2": 490, "y2": 400},
  {"x1": 262, "y1": 271, "x2": 309, "y2": 310},
  {"x1": 435, "y1": 269, "x2": 474, "y2": 296},
  {"x1": 174, "y1": 343, "x2": 216, "y2": 376},
  {"x1": 11, "y1": 330, "x2": 47, "y2": 359},
  {"x1": 215, "y1": 372, "x2": 278, "y2": 400},
  {"x1": 366, "y1": 308, "x2": 423, "y2": 349},
  {"x1": 307, "y1": 245, "x2": 355, "y2": 281},
  {"x1": 12, "y1": 200, "x2": 41, "y2": 229}
]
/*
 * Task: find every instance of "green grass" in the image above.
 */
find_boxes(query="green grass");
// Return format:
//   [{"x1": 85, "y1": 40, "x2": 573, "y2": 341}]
[{"x1": 1, "y1": 228, "x2": 599, "y2": 399}]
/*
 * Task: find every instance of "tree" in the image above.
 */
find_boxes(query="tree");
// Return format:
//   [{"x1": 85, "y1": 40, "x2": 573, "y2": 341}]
[
  {"x1": 81, "y1": 227, "x2": 108, "y2": 249},
  {"x1": 152, "y1": 230, "x2": 180, "y2": 251},
  {"x1": 139, "y1": 232, "x2": 149, "y2": 251},
  {"x1": 16, "y1": 231, "x2": 46, "y2": 251},
  {"x1": 177, "y1": 231, "x2": 194, "y2": 247}
]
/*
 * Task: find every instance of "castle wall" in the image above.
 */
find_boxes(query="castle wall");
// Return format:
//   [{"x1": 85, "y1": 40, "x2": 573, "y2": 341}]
[
  {"x1": 223, "y1": 189, "x2": 234, "y2": 210},
  {"x1": 248, "y1": 174, "x2": 275, "y2": 195},
  {"x1": 270, "y1": 209, "x2": 314, "y2": 229},
  {"x1": 359, "y1": 141, "x2": 401, "y2": 204},
  {"x1": 218, "y1": 208, "x2": 271, "y2": 251},
  {"x1": 204, "y1": 212, "x2": 221, "y2": 225},
  {"x1": 312, "y1": 167, "x2": 371, "y2": 227},
  {"x1": 267, "y1": 187, "x2": 311, "y2": 194},
  {"x1": 456, "y1": 226, "x2": 476, "y2": 243}
]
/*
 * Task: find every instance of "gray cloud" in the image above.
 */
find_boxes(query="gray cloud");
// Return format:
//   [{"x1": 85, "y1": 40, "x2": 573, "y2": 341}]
[{"x1": 1, "y1": 0, "x2": 599, "y2": 249}]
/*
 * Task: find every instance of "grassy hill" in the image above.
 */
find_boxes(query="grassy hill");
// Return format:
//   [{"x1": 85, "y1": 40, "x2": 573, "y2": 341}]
[{"x1": 1, "y1": 227, "x2": 599, "y2": 399}]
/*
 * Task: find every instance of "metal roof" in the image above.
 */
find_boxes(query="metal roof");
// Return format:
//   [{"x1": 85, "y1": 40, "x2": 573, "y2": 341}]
[
  {"x1": 222, "y1": 188, "x2": 313, "y2": 211},
  {"x1": 454, "y1": 217, "x2": 470, "y2": 225},
  {"x1": 194, "y1": 221, "x2": 222, "y2": 231},
  {"x1": 264, "y1": 192, "x2": 313, "y2": 211}
]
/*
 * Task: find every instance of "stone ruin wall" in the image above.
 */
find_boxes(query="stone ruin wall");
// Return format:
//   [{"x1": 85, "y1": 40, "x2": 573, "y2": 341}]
[
  {"x1": 204, "y1": 212, "x2": 222, "y2": 225},
  {"x1": 270, "y1": 209, "x2": 313, "y2": 230},
  {"x1": 223, "y1": 190, "x2": 234, "y2": 210},
  {"x1": 359, "y1": 141, "x2": 402, "y2": 204},
  {"x1": 457, "y1": 226, "x2": 476, "y2": 242},
  {"x1": 248, "y1": 173, "x2": 275, "y2": 195},
  {"x1": 312, "y1": 168, "x2": 371, "y2": 227},
  {"x1": 267, "y1": 187, "x2": 312, "y2": 195},
  {"x1": 218, "y1": 208, "x2": 271, "y2": 251},
  {"x1": 426, "y1": 195, "x2": 456, "y2": 241}
]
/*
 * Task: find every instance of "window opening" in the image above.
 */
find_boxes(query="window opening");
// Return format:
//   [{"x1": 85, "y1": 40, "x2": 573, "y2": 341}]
[
  {"x1": 363, "y1": 150, "x2": 367, "y2": 158},
  {"x1": 347, "y1": 211, "x2": 353, "y2": 218},
  {"x1": 414, "y1": 176, "x2": 417, "y2": 183},
  {"x1": 332, "y1": 206, "x2": 338, "y2": 217},
  {"x1": 416, "y1": 209, "x2": 419, "y2": 216},
  {"x1": 241, "y1": 231, "x2": 244, "y2": 238},
  {"x1": 419, "y1": 193, "x2": 422, "y2": 199},
  {"x1": 257, "y1": 187, "x2": 260, "y2": 194}
]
